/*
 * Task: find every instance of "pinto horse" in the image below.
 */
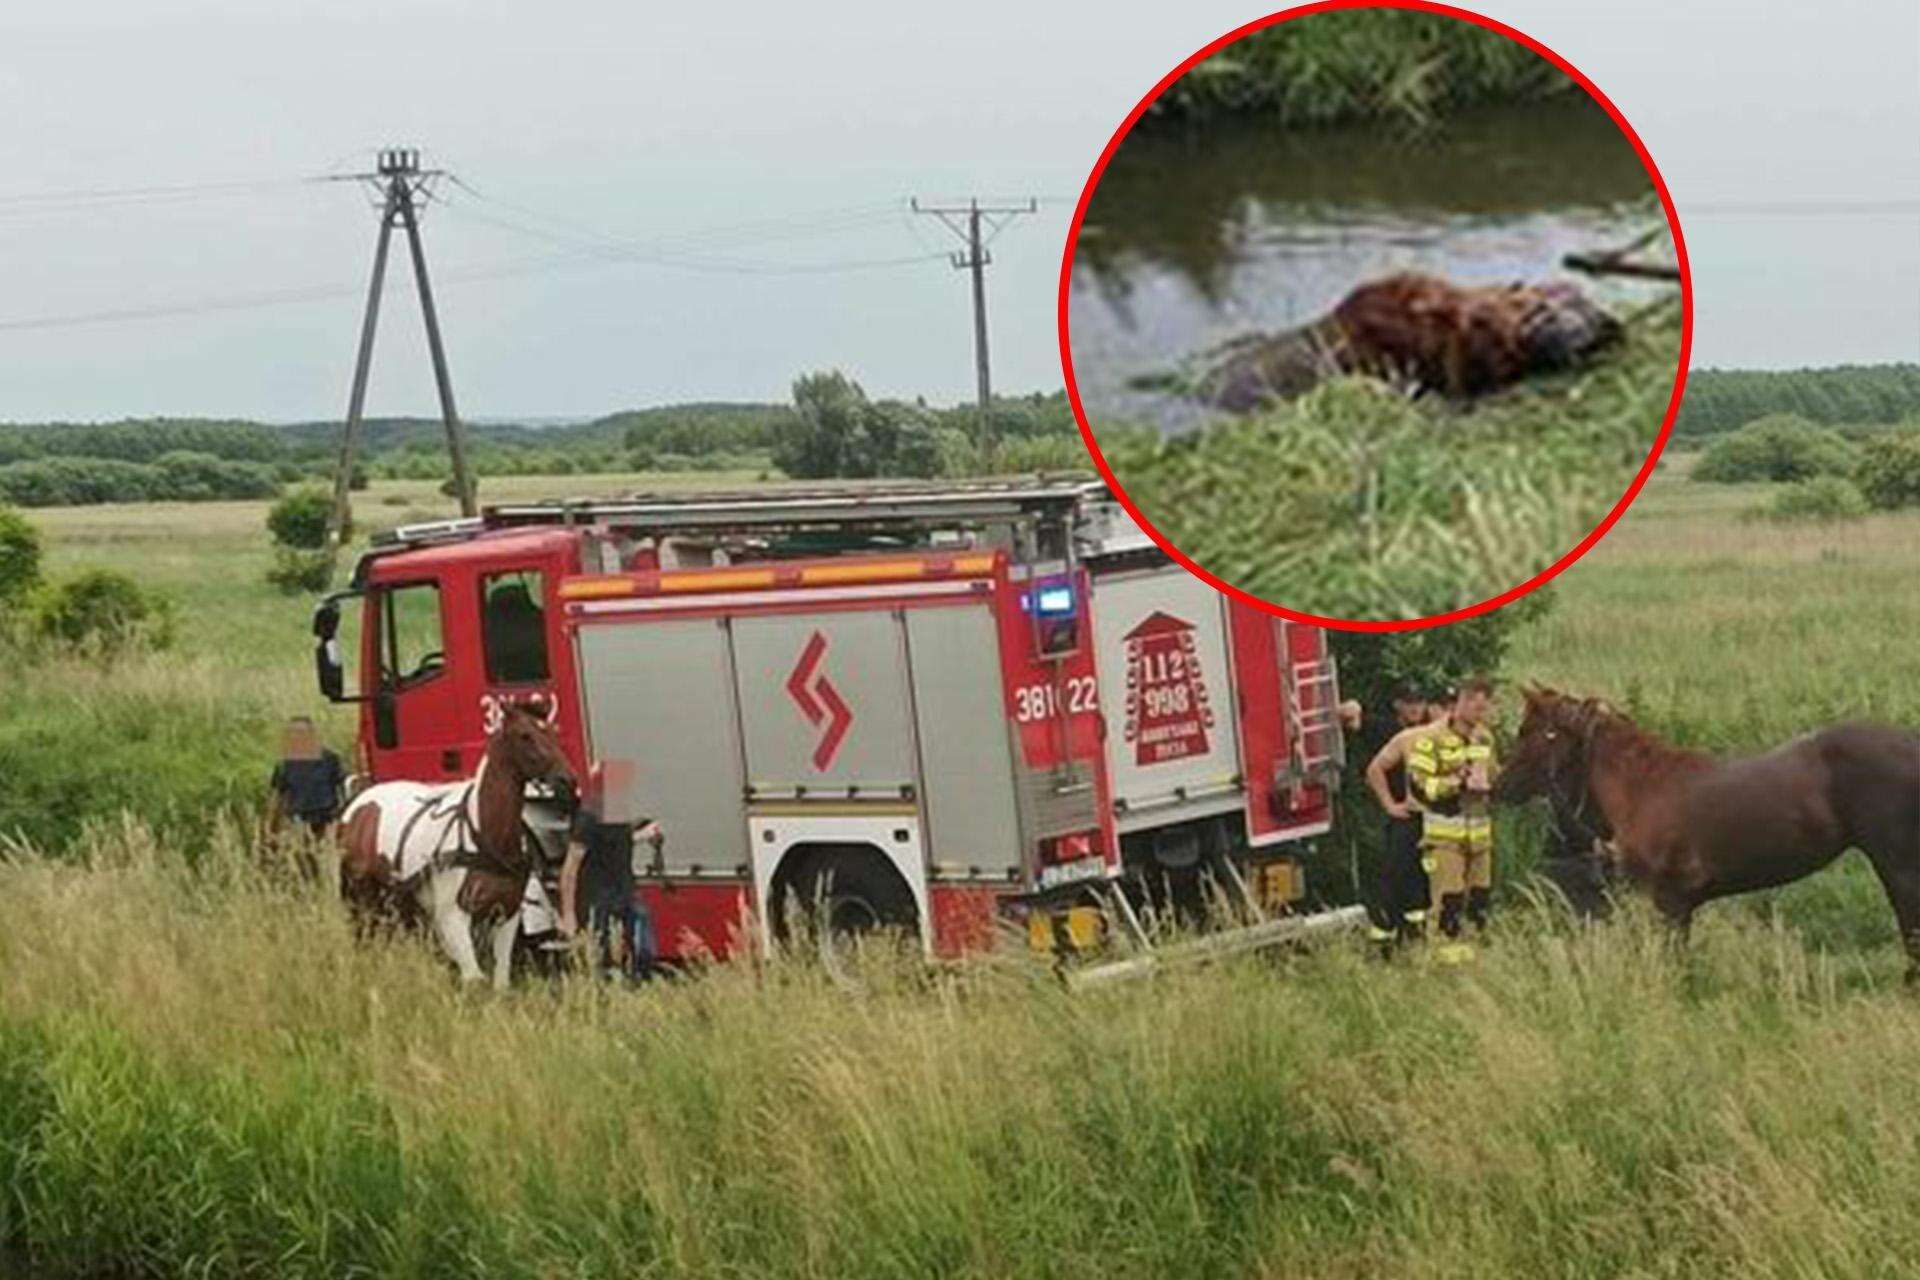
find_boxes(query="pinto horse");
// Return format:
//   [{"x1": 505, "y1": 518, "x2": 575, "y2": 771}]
[
  {"x1": 1497, "y1": 686, "x2": 1920, "y2": 973},
  {"x1": 337, "y1": 703, "x2": 576, "y2": 987}
]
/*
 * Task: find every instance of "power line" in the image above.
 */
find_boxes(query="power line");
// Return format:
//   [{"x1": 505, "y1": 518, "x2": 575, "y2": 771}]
[
  {"x1": 440, "y1": 186, "x2": 946, "y2": 274},
  {"x1": 0, "y1": 175, "x2": 316, "y2": 208}
]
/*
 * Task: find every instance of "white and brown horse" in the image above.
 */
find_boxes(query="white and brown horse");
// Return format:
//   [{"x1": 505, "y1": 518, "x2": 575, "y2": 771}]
[{"x1": 338, "y1": 703, "x2": 577, "y2": 987}]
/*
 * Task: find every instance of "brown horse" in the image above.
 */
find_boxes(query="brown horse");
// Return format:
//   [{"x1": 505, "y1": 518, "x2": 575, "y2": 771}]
[
  {"x1": 1497, "y1": 686, "x2": 1920, "y2": 973},
  {"x1": 338, "y1": 702, "x2": 577, "y2": 986}
]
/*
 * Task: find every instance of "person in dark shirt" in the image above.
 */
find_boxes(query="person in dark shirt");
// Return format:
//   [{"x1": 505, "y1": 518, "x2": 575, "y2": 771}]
[
  {"x1": 1362, "y1": 683, "x2": 1443, "y2": 952},
  {"x1": 558, "y1": 802, "x2": 662, "y2": 979},
  {"x1": 269, "y1": 716, "x2": 346, "y2": 836}
]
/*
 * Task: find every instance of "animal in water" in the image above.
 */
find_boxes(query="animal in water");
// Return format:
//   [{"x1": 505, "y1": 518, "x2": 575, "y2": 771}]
[
  {"x1": 1496, "y1": 685, "x2": 1920, "y2": 975},
  {"x1": 337, "y1": 702, "x2": 576, "y2": 987},
  {"x1": 1187, "y1": 272, "x2": 1623, "y2": 412}
]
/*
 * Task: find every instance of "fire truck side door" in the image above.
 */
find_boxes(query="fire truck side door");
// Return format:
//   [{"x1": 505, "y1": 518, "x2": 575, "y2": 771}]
[{"x1": 366, "y1": 578, "x2": 467, "y2": 780}]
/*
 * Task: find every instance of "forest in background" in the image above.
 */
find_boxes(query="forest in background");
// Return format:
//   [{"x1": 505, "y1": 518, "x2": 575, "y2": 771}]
[{"x1": 1673, "y1": 364, "x2": 1920, "y2": 438}]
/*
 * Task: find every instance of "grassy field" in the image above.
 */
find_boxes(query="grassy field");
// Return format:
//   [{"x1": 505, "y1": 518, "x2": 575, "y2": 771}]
[
  {"x1": 6, "y1": 462, "x2": 1920, "y2": 1277},
  {"x1": 1146, "y1": 7, "x2": 1580, "y2": 130},
  {"x1": 1098, "y1": 304, "x2": 1682, "y2": 622}
]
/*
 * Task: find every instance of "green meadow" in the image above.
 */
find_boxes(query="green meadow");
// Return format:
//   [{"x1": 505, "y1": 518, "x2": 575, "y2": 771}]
[{"x1": 5, "y1": 460, "x2": 1920, "y2": 1278}]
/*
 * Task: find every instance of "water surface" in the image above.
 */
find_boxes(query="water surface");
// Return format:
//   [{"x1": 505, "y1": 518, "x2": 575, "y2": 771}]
[{"x1": 1069, "y1": 99, "x2": 1669, "y2": 435}]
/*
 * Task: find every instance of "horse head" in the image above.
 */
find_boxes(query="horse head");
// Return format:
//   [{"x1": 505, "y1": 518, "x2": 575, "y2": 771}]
[
  {"x1": 490, "y1": 699, "x2": 578, "y2": 808},
  {"x1": 1517, "y1": 281, "x2": 1623, "y2": 371},
  {"x1": 1495, "y1": 683, "x2": 1612, "y2": 805}
]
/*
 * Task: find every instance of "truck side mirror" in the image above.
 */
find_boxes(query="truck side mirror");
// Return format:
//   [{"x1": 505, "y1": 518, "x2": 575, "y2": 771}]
[
  {"x1": 312, "y1": 592, "x2": 365, "y2": 704},
  {"x1": 316, "y1": 638, "x2": 345, "y2": 701}
]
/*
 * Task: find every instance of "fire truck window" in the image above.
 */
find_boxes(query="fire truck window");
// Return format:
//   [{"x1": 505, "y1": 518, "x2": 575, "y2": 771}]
[
  {"x1": 481, "y1": 571, "x2": 549, "y2": 684},
  {"x1": 382, "y1": 582, "x2": 445, "y2": 688}
]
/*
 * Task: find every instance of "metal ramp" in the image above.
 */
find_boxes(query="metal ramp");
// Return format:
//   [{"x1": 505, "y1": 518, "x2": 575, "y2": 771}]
[{"x1": 1064, "y1": 903, "x2": 1367, "y2": 989}]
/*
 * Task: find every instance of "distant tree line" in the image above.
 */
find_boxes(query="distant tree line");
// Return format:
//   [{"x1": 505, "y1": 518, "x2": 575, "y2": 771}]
[
  {"x1": 0, "y1": 385, "x2": 1083, "y2": 507},
  {"x1": 771, "y1": 375, "x2": 1083, "y2": 481},
  {"x1": 1676, "y1": 365, "x2": 1920, "y2": 437}
]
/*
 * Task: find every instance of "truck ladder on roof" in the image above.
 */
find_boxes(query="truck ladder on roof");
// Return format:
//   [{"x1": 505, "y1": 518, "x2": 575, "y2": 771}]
[{"x1": 482, "y1": 476, "x2": 1104, "y2": 535}]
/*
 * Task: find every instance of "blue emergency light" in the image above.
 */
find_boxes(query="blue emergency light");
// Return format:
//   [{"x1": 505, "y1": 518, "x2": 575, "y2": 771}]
[{"x1": 1034, "y1": 584, "x2": 1075, "y2": 617}]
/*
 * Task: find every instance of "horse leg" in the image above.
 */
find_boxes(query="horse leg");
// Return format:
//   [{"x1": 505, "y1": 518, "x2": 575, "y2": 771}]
[
  {"x1": 1650, "y1": 881, "x2": 1696, "y2": 955},
  {"x1": 1856, "y1": 842, "x2": 1920, "y2": 984},
  {"x1": 489, "y1": 912, "x2": 519, "y2": 992},
  {"x1": 426, "y1": 873, "x2": 486, "y2": 983}
]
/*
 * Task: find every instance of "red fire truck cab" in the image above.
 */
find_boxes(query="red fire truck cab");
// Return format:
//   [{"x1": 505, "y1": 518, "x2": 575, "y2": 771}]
[{"x1": 313, "y1": 479, "x2": 1355, "y2": 966}]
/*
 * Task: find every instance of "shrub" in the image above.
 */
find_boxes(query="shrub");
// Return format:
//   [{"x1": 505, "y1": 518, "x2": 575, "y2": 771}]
[
  {"x1": 0, "y1": 504, "x2": 42, "y2": 609},
  {"x1": 266, "y1": 487, "x2": 337, "y2": 549},
  {"x1": 35, "y1": 570, "x2": 175, "y2": 654},
  {"x1": 437, "y1": 475, "x2": 478, "y2": 505},
  {"x1": 1751, "y1": 475, "x2": 1870, "y2": 523},
  {"x1": 153, "y1": 451, "x2": 280, "y2": 501},
  {"x1": 1691, "y1": 415, "x2": 1857, "y2": 484},
  {"x1": 1853, "y1": 431, "x2": 1920, "y2": 510},
  {"x1": 265, "y1": 547, "x2": 334, "y2": 595}
]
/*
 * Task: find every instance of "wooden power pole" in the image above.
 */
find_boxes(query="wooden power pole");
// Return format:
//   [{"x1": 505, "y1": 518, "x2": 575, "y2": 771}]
[
  {"x1": 911, "y1": 197, "x2": 1036, "y2": 455},
  {"x1": 325, "y1": 147, "x2": 475, "y2": 554}
]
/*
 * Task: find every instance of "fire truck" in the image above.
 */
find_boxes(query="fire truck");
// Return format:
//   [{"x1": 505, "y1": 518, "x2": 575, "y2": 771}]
[{"x1": 312, "y1": 478, "x2": 1360, "y2": 971}]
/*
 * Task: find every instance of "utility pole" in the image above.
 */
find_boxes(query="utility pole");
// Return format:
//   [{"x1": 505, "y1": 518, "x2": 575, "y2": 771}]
[
  {"x1": 325, "y1": 147, "x2": 475, "y2": 554},
  {"x1": 911, "y1": 197, "x2": 1036, "y2": 454}
]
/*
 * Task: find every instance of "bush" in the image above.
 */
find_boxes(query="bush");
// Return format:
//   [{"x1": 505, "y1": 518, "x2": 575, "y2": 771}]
[
  {"x1": 0, "y1": 504, "x2": 42, "y2": 609},
  {"x1": 437, "y1": 475, "x2": 478, "y2": 505},
  {"x1": 265, "y1": 547, "x2": 334, "y2": 594},
  {"x1": 266, "y1": 487, "x2": 338, "y2": 549},
  {"x1": 35, "y1": 570, "x2": 175, "y2": 654},
  {"x1": 153, "y1": 451, "x2": 280, "y2": 501},
  {"x1": 1751, "y1": 475, "x2": 1871, "y2": 523},
  {"x1": 1853, "y1": 431, "x2": 1920, "y2": 510},
  {"x1": 1691, "y1": 415, "x2": 1857, "y2": 484}
]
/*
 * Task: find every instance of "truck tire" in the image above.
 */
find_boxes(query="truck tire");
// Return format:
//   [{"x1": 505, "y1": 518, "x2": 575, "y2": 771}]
[{"x1": 778, "y1": 847, "x2": 919, "y2": 979}]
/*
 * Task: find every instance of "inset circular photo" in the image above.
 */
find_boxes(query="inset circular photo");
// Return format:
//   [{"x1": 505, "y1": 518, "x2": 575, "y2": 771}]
[{"x1": 1061, "y1": 1, "x2": 1690, "y2": 629}]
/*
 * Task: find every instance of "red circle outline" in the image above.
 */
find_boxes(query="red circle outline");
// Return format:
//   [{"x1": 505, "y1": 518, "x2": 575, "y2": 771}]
[{"x1": 1058, "y1": 0, "x2": 1693, "y2": 633}]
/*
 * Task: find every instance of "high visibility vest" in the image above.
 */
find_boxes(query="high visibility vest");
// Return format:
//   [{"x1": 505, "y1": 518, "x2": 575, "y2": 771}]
[{"x1": 1405, "y1": 720, "x2": 1495, "y2": 817}]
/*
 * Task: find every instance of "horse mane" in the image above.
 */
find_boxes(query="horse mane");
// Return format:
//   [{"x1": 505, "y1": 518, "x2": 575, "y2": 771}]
[{"x1": 1555, "y1": 693, "x2": 1714, "y2": 777}]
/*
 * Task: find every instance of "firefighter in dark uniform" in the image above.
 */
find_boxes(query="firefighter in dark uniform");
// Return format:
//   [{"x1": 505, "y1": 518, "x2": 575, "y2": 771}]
[{"x1": 1363, "y1": 683, "x2": 1441, "y2": 951}]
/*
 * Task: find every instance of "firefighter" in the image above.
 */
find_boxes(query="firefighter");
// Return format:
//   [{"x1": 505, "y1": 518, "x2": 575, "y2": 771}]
[
  {"x1": 1404, "y1": 678, "x2": 1500, "y2": 961},
  {"x1": 1362, "y1": 683, "x2": 1443, "y2": 951}
]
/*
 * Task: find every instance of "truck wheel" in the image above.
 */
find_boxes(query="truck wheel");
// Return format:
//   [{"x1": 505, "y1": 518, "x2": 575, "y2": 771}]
[{"x1": 784, "y1": 849, "x2": 918, "y2": 982}]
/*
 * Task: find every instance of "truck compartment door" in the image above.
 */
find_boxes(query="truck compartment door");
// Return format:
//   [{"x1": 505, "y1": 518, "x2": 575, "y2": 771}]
[
  {"x1": 904, "y1": 603, "x2": 1022, "y2": 882},
  {"x1": 1089, "y1": 566, "x2": 1245, "y2": 832},
  {"x1": 732, "y1": 611, "x2": 916, "y2": 799},
  {"x1": 574, "y1": 617, "x2": 745, "y2": 879}
]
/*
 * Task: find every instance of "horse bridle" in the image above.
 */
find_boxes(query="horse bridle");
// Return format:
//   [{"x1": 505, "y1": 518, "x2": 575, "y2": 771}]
[{"x1": 1539, "y1": 702, "x2": 1615, "y2": 854}]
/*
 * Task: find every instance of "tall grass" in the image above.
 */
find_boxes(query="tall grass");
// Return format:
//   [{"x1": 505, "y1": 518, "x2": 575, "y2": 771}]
[
  {"x1": 1096, "y1": 307, "x2": 1680, "y2": 621},
  {"x1": 8, "y1": 448, "x2": 1920, "y2": 1277},
  {"x1": 5, "y1": 823, "x2": 1920, "y2": 1278},
  {"x1": 1148, "y1": 9, "x2": 1577, "y2": 130}
]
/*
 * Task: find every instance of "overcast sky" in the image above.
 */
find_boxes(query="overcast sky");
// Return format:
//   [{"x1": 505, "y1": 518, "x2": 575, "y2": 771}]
[{"x1": 0, "y1": 0, "x2": 1912, "y2": 422}]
